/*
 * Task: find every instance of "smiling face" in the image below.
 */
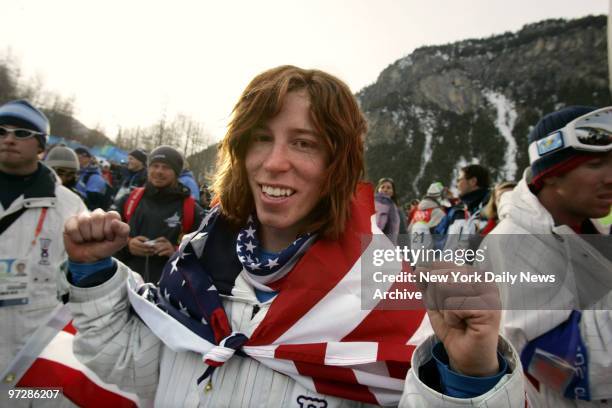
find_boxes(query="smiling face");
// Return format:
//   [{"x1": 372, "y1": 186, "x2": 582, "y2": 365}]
[
  {"x1": 148, "y1": 161, "x2": 177, "y2": 189},
  {"x1": 245, "y1": 90, "x2": 328, "y2": 251},
  {"x1": 214, "y1": 66, "x2": 367, "y2": 242}
]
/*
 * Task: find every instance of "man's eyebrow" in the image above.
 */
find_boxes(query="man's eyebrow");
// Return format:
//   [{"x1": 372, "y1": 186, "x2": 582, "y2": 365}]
[
  {"x1": 291, "y1": 127, "x2": 318, "y2": 136},
  {"x1": 252, "y1": 126, "x2": 319, "y2": 136}
]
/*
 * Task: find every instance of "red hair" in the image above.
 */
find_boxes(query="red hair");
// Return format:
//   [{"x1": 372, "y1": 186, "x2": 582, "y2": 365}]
[{"x1": 212, "y1": 66, "x2": 367, "y2": 239}]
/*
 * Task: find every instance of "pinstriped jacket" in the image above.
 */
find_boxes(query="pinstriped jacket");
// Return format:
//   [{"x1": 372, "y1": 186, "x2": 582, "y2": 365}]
[{"x1": 61, "y1": 259, "x2": 525, "y2": 408}]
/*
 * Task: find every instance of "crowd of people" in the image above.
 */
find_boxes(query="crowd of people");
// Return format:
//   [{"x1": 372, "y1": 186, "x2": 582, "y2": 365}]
[
  {"x1": 0, "y1": 66, "x2": 610, "y2": 407},
  {"x1": 376, "y1": 164, "x2": 519, "y2": 248}
]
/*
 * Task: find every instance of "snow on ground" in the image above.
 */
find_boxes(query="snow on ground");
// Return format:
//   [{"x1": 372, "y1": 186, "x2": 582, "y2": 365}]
[
  {"x1": 411, "y1": 107, "x2": 435, "y2": 195},
  {"x1": 483, "y1": 90, "x2": 518, "y2": 181}
]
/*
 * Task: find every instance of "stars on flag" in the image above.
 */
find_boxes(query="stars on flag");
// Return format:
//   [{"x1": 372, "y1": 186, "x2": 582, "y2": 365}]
[
  {"x1": 265, "y1": 257, "x2": 279, "y2": 269},
  {"x1": 245, "y1": 240, "x2": 256, "y2": 253},
  {"x1": 179, "y1": 301, "x2": 190, "y2": 317},
  {"x1": 245, "y1": 225, "x2": 256, "y2": 239},
  {"x1": 170, "y1": 256, "x2": 180, "y2": 275}
]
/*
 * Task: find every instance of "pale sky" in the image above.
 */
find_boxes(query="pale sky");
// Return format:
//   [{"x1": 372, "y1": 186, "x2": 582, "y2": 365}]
[{"x1": 1, "y1": 0, "x2": 608, "y2": 144}]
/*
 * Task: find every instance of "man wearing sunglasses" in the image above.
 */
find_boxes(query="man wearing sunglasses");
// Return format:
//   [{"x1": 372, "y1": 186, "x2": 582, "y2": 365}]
[
  {"x1": 44, "y1": 145, "x2": 81, "y2": 196},
  {"x1": 0, "y1": 100, "x2": 86, "y2": 403},
  {"x1": 481, "y1": 106, "x2": 612, "y2": 407}
]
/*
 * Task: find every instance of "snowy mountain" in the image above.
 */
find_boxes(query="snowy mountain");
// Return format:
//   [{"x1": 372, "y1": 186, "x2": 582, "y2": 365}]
[{"x1": 358, "y1": 15, "x2": 610, "y2": 201}]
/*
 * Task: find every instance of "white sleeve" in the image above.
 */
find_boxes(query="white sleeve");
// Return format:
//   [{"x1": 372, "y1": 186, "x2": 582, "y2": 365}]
[
  {"x1": 399, "y1": 335, "x2": 525, "y2": 407},
  {"x1": 63, "y1": 260, "x2": 162, "y2": 399},
  {"x1": 581, "y1": 308, "x2": 612, "y2": 400}
]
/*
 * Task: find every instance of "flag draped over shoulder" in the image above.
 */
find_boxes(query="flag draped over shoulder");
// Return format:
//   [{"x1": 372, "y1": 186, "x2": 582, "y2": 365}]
[
  {"x1": 0, "y1": 304, "x2": 142, "y2": 408},
  {"x1": 127, "y1": 182, "x2": 427, "y2": 406}
]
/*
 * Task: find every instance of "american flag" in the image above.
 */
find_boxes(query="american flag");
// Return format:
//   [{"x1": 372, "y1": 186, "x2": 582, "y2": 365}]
[
  {"x1": 1, "y1": 304, "x2": 142, "y2": 407},
  {"x1": 128, "y1": 182, "x2": 427, "y2": 406}
]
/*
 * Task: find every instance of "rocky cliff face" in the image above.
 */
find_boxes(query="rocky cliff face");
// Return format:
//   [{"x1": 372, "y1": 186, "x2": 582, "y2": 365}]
[{"x1": 358, "y1": 15, "x2": 611, "y2": 201}]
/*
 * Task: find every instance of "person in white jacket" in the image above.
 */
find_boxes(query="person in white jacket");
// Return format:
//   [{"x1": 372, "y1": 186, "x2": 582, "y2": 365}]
[
  {"x1": 0, "y1": 100, "x2": 86, "y2": 407},
  {"x1": 482, "y1": 105, "x2": 612, "y2": 407},
  {"x1": 61, "y1": 66, "x2": 524, "y2": 407}
]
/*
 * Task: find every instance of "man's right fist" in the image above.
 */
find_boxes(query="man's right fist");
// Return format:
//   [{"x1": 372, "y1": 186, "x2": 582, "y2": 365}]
[{"x1": 64, "y1": 209, "x2": 130, "y2": 263}]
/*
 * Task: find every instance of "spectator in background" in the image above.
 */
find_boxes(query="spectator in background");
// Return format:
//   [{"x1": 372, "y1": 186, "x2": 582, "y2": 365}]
[
  {"x1": 411, "y1": 182, "x2": 449, "y2": 228},
  {"x1": 374, "y1": 177, "x2": 401, "y2": 244},
  {"x1": 114, "y1": 145, "x2": 204, "y2": 283},
  {"x1": 110, "y1": 149, "x2": 147, "y2": 210},
  {"x1": 434, "y1": 164, "x2": 491, "y2": 249},
  {"x1": 178, "y1": 162, "x2": 200, "y2": 203},
  {"x1": 0, "y1": 100, "x2": 85, "y2": 407},
  {"x1": 406, "y1": 198, "x2": 420, "y2": 224},
  {"x1": 480, "y1": 180, "x2": 517, "y2": 236},
  {"x1": 110, "y1": 161, "x2": 124, "y2": 188},
  {"x1": 75, "y1": 146, "x2": 109, "y2": 210},
  {"x1": 44, "y1": 145, "x2": 81, "y2": 196},
  {"x1": 100, "y1": 159, "x2": 113, "y2": 186},
  {"x1": 408, "y1": 182, "x2": 450, "y2": 250},
  {"x1": 199, "y1": 183, "x2": 211, "y2": 209}
]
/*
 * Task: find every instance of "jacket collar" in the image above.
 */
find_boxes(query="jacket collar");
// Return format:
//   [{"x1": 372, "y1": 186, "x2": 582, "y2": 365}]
[
  {"x1": 460, "y1": 187, "x2": 489, "y2": 213},
  {"x1": 23, "y1": 163, "x2": 58, "y2": 200},
  {"x1": 144, "y1": 181, "x2": 190, "y2": 198},
  {"x1": 2, "y1": 163, "x2": 59, "y2": 215}
]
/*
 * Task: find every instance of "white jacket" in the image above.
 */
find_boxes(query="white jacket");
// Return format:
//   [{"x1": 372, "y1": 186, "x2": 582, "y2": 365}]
[
  {"x1": 0, "y1": 164, "x2": 86, "y2": 407},
  {"x1": 61, "y1": 260, "x2": 525, "y2": 408},
  {"x1": 482, "y1": 179, "x2": 612, "y2": 407}
]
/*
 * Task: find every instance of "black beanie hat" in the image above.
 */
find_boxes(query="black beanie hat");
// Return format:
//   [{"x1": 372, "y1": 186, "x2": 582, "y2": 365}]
[
  {"x1": 129, "y1": 149, "x2": 147, "y2": 166},
  {"x1": 74, "y1": 146, "x2": 92, "y2": 158},
  {"x1": 528, "y1": 106, "x2": 596, "y2": 183},
  {"x1": 148, "y1": 145, "x2": 183, "y2": 176}
]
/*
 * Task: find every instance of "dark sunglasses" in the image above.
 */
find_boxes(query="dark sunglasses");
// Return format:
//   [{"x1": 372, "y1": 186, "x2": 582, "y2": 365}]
[
  {"x1": 55, "y1": 168, "x2": 77, "y2": 178},
  {"x1": 0, "y1": 125, "x2": 44, "y2": 139}
]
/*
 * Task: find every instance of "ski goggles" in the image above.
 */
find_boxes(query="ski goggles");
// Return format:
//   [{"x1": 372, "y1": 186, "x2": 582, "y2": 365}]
[
  {"x1": 528, "y1": 106, "x2": 612, "y2": 164},
  {"x1": 0, "y1": 125, "x2": 45, "y2": 139}
]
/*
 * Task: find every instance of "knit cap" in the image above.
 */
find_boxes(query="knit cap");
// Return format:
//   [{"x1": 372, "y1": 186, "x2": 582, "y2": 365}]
[
  {"x1": 0, "y1": 99, "x2": 49, "y2": 148},
  {"x1": 45, "y1": 145, "x2": 80, "y2": 170},
  {"x1": 129, "y1": 148, "x2": 147, "y2": 166},
  {"x1": 149, "y1": 145, "x2": 183, "y2": 176},
  {"x1": 529, "y1": 106, "x2": 600, "y2": 188}
]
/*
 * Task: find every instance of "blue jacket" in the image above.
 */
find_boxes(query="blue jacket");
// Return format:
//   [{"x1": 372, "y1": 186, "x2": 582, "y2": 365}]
[
  {"x1": 77, "y1": 166, "x2": 109, "y2": 210},
  {"x1": 178, "y1": 170, "x2": 200, "y2": 203}
]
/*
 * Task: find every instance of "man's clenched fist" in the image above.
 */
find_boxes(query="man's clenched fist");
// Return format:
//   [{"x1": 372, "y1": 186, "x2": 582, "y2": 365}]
[
  {"x1": 63, "y1": 209, "x2": 130, "y2": 263},
  {"x1": 419, "y1": 263, "x2": 502, "y2": 377}
]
